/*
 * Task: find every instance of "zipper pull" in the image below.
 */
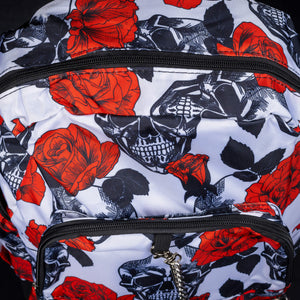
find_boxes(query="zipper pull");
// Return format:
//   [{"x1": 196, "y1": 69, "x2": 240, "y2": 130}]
[{"x1": 151, "y1": 234, "x2": 188, "y2": 300}]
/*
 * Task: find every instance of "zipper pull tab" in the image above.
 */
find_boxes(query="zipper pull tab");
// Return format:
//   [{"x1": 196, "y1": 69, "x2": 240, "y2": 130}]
[{"x1": 151, "y1": 234, "x2": 188, "y2": 300}]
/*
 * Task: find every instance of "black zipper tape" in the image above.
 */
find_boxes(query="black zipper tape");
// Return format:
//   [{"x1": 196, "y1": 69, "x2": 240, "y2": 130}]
[
  {"x1": 1, "y1": 51, "x2": 300, "y2": 94},
  {"x1": 35, "y1": 214, "x2": 294, "y2": 295}
]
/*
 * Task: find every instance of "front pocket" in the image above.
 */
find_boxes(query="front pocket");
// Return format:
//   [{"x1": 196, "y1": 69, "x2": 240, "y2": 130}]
[{"x1": 35, "y1": 210, "x2": 293, "y2": 300}]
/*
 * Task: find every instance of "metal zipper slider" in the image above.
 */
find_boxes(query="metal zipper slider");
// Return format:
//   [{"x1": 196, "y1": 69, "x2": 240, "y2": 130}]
[{"x1": 151, "y1": 234, "x2": 188, "y2": 300}]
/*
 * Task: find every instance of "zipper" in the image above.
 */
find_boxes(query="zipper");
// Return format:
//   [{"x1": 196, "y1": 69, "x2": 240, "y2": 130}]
[
  {"x1": 35, "y1": 214, "x2": 294, "y2": 296},
  {"x1": 0, "y1": 50, "x2": 300, "y2": 94}
]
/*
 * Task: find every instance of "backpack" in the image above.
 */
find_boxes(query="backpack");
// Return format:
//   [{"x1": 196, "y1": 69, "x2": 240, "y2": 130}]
[{"x1": 0, "y1": 0, "x2": 300, "y2": 299}]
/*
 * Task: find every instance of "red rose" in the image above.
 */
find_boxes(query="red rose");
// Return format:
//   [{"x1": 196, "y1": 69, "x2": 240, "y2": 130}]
[
  {"x1": 166, "y1": 153, "x2": 209, "y2": 184},
  {"x1": 293, "y1": 224, "x2": 300, "y2": 232},
  {"x1": 245, "y1": 142, "x2": 300, "y2": 214},
  {"x1": 117, "y1": 296, "x2": 135, "y2": 300},
  {"x1": 0, "y1": 208, "x2": 18, "y2": 233},
  {"x1": 16, "y1": 157, "x2": 46, "y2": 205},
  {"x1": 52, "y1": 276, "x2": 118, "y2": 300},
  {"x1": 217, "y1": 22, "x2": 293, "y2": 93},
  {"x1": 66, "y1": 0, "x2": 138, "y2": 58},
  {"x1": 190, "y1": 293, "x2": 210, "y2": 300},
  {"x1": 59, "y1": 236, "x2": 95, "y2": 252},
  {"x1": 33, "y1": 124, "x2": 120, "y2": 195},
  {"x1": 29, "y1": 286, "x2": 37, "y2": 300},
  {"x1": 12, "y1": 118, "x2": 26, "y2": 136},
  {"x1": 0, "y1": 247, "x2": 33, "y2": 282},
  {"x1": 192, "y1": 227, "x2": 280, "y2": 266},
  {"x1": 234, "y1": 202, "x2": 276, "y2": 216},
  {"x1": 49, "y1": 68, "x2": 140, "y2": 115},
  {"x1": 25, "y1": 220, "x2": 47, "y2": 248},
  {"x1": 164, "y1": 0, "x2": 202, "y2": 9}
]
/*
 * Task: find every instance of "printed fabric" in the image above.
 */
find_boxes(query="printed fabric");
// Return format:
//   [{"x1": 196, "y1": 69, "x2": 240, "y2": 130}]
[{"x1": 0, "y1": 0, "x2": 300, "y2": 299}]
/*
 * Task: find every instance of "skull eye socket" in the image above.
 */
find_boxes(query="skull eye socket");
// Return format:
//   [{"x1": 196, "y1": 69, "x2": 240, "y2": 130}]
[
  {"x1": 134, "y1": 272, "x2": 164, "y2": 287},
  {"x1": 151, "y1": 29, "x2": 179, "y2": 50},
  {"x1": 151, "y1": 115, "x2": 182, "y2": 128},
  {"x1": 110, "y1": 115, "x2": 138, "y2": 127},
  {"x1": 276, "y1": 254, "x2": 287, "y2": 266},
  {"x1": 182, "y1": 271, "x2": 199, "y2": 283}
]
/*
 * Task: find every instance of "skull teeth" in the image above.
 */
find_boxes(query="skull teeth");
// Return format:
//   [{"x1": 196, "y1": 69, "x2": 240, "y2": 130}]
[
  {"x1": 176, "y1": 96, "x2": 192, "y2": 117},
  {"x1": 148, "y1": 290, "x2": 178, "y2": 300},
  {"x1": 168, "y1": 96, "x2": 201, "y2": 118},
  {"x1": 4, "y1": 172, "x2": 22, "y2": 193},
  {"x1": 130, "y1": 137, "x2": 175, "y2": 166},
  {"x1": 264, "y1": 8, "x2": 286, "y2": 27},
  {"x1": 131, "y1": 141, "x2": 174, "y2": 158}
]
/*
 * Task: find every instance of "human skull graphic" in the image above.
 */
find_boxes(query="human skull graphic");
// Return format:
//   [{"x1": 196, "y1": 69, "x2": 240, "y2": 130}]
[
  {"x1": 118, "y1": 254, "x2": 210, "y2": 300},
  {"x1": 262, "y1": 244, "x2": 288, "y2": 282},
  {"x1": 127, "y1": 14, "x2": 211, "y2": 53},
  {"x1": 0, "y1": 128, "x2": 30, "y2": 195},
  {"x1": 95, "y1": 78, "x2": 206, "y2": 173}
]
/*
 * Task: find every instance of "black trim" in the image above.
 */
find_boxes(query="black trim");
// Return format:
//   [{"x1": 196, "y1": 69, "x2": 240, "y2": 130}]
[
  {"x1": 0, "y1": 51, "x2": 300, "y2": 94},
  {"x1": 35, "y1": 214, "x2": 294, "y2": 295}
]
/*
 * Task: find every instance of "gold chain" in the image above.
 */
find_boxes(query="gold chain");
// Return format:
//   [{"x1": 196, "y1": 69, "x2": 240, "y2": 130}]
[{"x1": 152, "y1": 247, "x2": 188, "y2": 300}]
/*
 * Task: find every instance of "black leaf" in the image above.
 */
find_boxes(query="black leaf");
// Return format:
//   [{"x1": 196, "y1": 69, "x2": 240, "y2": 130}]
[
  {"x1": 219, "y1": 279, "x2": 244, "y2": 297},
  {"x1": 102, "y1": 177, "x2": 134, "y2": 208},
  {"x1": 14, "y1": 43, "x2": 56, "y2": 67},
  {"x1": 204, "y1": 1, "x2": 234, "y2": 38},
  {"x1": 239, "y1": 247, "x2": 258, "y2": 256},
  {"x1": 131, "y1": 67, "x2": 154, "y2": 82},
  {"x1": 220, "y1": 138, "x2": 255, "y2": 170},
  {"x1": 233, "y1": 171, "x2": 258, "y2": 182},
  {"x1": 274, "y1": 114, "x2": 299, "y2": 137},
  {"x1": 237, "y1": 119, "x2": 265, "y2": 137},
  {"x1": 67, "y1": 246, "x2": 93, "y2": 267},
  {"x1": 236, "y1": 255, "x2": 260, "y2": 275},
  {"x1": 211, "y1": 254, "x2": 241, "y2": 269},
  {"x1": 251, "y1": 148, "x2": 285, "y2": 175},
  {"x1": 58, "y1": 38, "x2": 69, "y2": 61},
  {"x1": 114, "y1": 169, "x2": 149, "y2": 196},
  {"x1": 246, "y1": 282, "x2": 271, "y2": 293},
  {"x1": 214, "y1": 84, "x2": 242, "y2": 117},
  {"x1": 46, "y1": 15, "x2": 69, "y2": 45},
  {"x1": 204, "y1": 36, "x2": 218, "y2": 54}
]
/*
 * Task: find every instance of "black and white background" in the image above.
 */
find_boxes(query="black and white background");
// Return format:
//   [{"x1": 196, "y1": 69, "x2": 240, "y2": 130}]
[{"x1": 0, "y1": 0, "x2": 299, "y2": 299}]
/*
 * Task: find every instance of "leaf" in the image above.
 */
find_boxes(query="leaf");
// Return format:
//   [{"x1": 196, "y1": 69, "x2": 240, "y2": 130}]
[
  {"x1": 237, "y1": 119, "x2": 265, "y2": 137},
  {"x1": 14, "y1": 43, "x2": 55, "y2": 67},
  {"x1": 115, "y1": 169, "x2": 150, "y2": 196},
  {"x1": 239, "y1": 247, "x2": 258, "y2": 256},
  {"x1": 67, "y1": 246, "x2": 93, "y2": 267},
  {"x1": 211, "y1": 254, "x2": 241, "y2": 269},
  {"x1": 204, "y1": 1, "x2": 234, "y2": 38},
  {"x1": 233, "y1": 171, "x2": 258, "y2": 182},
  {"x1": 58, "y1": 38, "x2": 70, "y2": 61},
  {"x1": 251, "y1": 148, "x2": 285, "y2": 175},
  {"x1": 102, "y1": 178, "x2": 133, "y2": 208},
  {"x1": 236, "y1": 255, "x2": 260, "y2": 275},
  {"x1": 274, "y1": 114, "x2": 299, "y2": 137},
  {"x1": 131, "y1": 67, "x2": 154, "y2": 82},
  {"x1": 214, "y1": 84, "x2": 242, "y2": 116},
  {"x1": 220, "y1": 138, "x2": 255, "y2": 170},
  {"x1": 46, "y1": 15, "x2": 68, "y2": 44},
  {"x1": 246, "y1": 282, "x2": 271, "y2": 293},
  {"x1": 219, "y1": 279, "x2": 244, "y2": 298}
]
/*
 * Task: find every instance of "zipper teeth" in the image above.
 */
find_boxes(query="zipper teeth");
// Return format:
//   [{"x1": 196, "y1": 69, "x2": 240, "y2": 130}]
[
  {"x1": 35, "y1": 214, "x2": 294, "y2": 295},
  {"x1": 1, "y1": 51, "x2": 300, "y2": 94}
]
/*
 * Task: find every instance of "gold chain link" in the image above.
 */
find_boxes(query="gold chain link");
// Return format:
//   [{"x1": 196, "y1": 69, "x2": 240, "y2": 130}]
[{"x1": 152, "y1": 247, "x2": 188, "y2": 300}]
